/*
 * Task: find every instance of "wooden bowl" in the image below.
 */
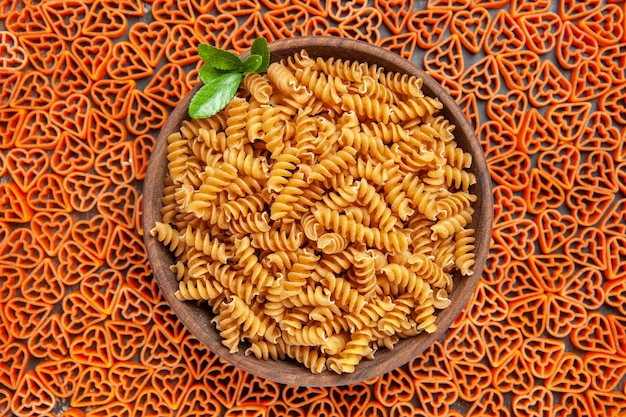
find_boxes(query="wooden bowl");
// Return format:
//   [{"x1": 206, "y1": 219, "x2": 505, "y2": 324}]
[{"x1": 143, "y1": 36, "x2": 493, "y2": 387}]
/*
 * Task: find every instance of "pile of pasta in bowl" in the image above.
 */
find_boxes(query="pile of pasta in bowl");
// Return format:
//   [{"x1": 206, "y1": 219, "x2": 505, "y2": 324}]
[{"x1": 145, "y1": 37, "x2": 490, "y2": 384}]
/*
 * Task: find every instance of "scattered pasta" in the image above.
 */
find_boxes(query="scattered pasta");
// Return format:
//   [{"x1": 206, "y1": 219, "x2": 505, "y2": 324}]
[{"x1": 151, "y1": 50, "x2": 477, "y2": 374}]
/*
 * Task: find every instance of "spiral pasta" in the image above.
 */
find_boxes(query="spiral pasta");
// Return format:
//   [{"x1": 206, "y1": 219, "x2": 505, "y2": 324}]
[{"x1": 152, "y1": 49, "x2": 477, "y2": 375}]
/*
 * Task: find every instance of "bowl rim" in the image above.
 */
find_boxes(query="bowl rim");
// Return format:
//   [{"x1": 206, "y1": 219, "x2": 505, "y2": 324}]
[{"x1": 143, "y1": 35, "x2": 493, "y2": 387}]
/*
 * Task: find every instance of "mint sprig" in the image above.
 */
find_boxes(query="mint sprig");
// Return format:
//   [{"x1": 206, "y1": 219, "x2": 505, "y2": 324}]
[{"x1": 189, "y1": 37, "x2": 270, "y2": 119}]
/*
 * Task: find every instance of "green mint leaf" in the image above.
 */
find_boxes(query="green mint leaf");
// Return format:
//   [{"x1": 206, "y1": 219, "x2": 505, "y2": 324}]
[
  {"x1": 250, "y1": 37, "x2": 269, "y2": 72},
  {"x1": 199, "y1": 65, "x2": 228, "y2": 84},
  {"x1": 189, "y1": 71, "x2": 244, "y2": 119},
  {"x1": 241, "y1": 54, "x2": 262, "y2": 73},
  {"x1": 197, "y1": 44, "x2": 242, "y2": 71},
  {"x1": 190, "y1": 37, "x2": 270, "y2": 119}
]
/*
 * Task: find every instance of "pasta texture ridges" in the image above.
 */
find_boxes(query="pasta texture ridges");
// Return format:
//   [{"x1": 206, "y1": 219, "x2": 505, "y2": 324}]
[{"x1": 152, "y1": 50, "x2": 477, "y2": 375}]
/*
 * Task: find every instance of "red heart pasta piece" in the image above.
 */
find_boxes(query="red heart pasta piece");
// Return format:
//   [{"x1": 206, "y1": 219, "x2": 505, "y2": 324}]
[
  {"x1": 57, "y1": 240, "x2": 105, "y2": 286},
  {"x1": 63, "y1": 172, "x2": 112, "y2": 213},
  {"x1": 480, "y1": 320, "x2": 523, "y2": 367},
  {"x1": 528, "y1": 60, "x2": 571, "y2": 107},
  {"x1": 571, "y1": 312, "x2": 617, "y2": 354},
  {"x1": 152, "y1": 0, "x2": 195, "y2": 23},
  {"x1": 70, "y1": 365, "x2": 115, "y2": 407},
  {"x1": 69, "y1": 325, "x2": 114, "y2": 368},
  {"x1": 82, "y1": 3, "x2": 128, "y2": 38},
  {"x1": 112, "y1": 286, "x2": 153, "y2": 326},
  {"x1": 528, "y1": 254, "x2": 574, "y2": 293},
  {"x1": 579, "y1": 112, "x2": 622, "y2": 153},
  {"x1": 5, "y1": 6, "x2": 50, "y2": 35},
  {"x1": 556, "y1": 21, "x2": 599, "y2": 69},
  {"x1": 51, "y1": 132, "x2": 94, "y2": 176},
  {"x1": 140, "y1": 326, "x2": 182, "y2": 367},
  {"x1": 491, "y1": 351, "x2": 534, "y2": 394},
  {"x1": 517, "y1": 108, "x2": 559, "y2": 154},
  {"x1": 51, "y1": 51, "x2": 92, "y2": 97},
  {"x1": 71, "y1": 35, "x2": 113, "y2": 81},
  {"x1": 27, "y1": 173, "x2": 72, "y2": 213},
  {"x1": 5, "y1": 148, "x2": 50, "y2": 191},
  {"x1": 545, "y1": 352, "x2": 591, "y2": 392},
  {"x1": 408, "y1": 9, "x2": 453, "y2": 49},
  {"x1": 35, "y1": 358, "x2": 82, "y2": 400},
  {"x1": 562, "y1": 266, "x2": 604, "y2": 310},
  {"x1": 512, "y1": 386, "x2": 553, "y2": 417},
  {"x1": 483, "y1": 9, "x2": 526, "y2": 55},
  {"x1": 10, "y1": 371, "x2": 56, "y2": 416},
  {"x1": 60, "y1": 292, "x2": 106, "y2": 334},
  {"x1": 466, "y1": 281, "x2": 508, "y2": 325},
  {"x1": 459, "y1": 54, "x2": 500, "y2": 100},
  {"x1": 536, "y1": 209, "x2": 578, "y2": 253},
  {"x1": 407, "y1": 341, "x2": 452, "y2": 380},
  {"x1": 177, "y1": 385, "x2": 224, "y2": 417},
  {"x1": 80, "y1": 268, "x2": 123, "y2": 314},
  {"x1": 17, "y1": 33, "x2": 63, "y2": 74},
  {"x1": 106, "y1": 320, "x2": 148, "y2": 362},
  {"x1": 443, "y1": 319, "x2": 485, "y2": 363},
  {"x1": 546, "y1": 101, "x2": 592, "y2": 144},
  {"x1": 337, "y1": 7, "x2": 383, "y2": 45},
  {"x1": 94, "y1": 142, "x2": 135, "y2": 185},
  {"x1": 372, "y1": 368, "x2": 415, "y2": 406},
  {"x1": 423, "y1": 34, "x2": 463, "y2": 78},
  {"x1": 508, "y1": 293, "x2": 547, "y2": 337},
  {"x1": 144, "y1": 63, "x2": 190, "y2": 108},
  {"x1": 566, "y1": 186, "x2": 614, "y2": 226},
  {"x1": 106, "y1": 226, "x2": 146, "y2": 269},
  {"x1": 202, "y1": 363, "x2": 244, "y2": 409},
  {"x1": 165, "y1": 24, "x2": 203, "y2": 66},
  {"x1": 492, "y1": 218, "x2": 539, "y2": 260},
  {"x1": 1, "y1": 228, "x2": 44, "y2": 268},
  {"x1": 465, "y1": 389, "x2": 510, "y2": 417},
  {"x1": 522, "y1": 337, "x2": 565, "y2": 379},
  {"x1": 27, "y1": 314, "x2": 70, "y2": 360},
  {"x1": 107, "y1": 41, "x2": 153, "y2": 81},
  {"x1": 519, "y1": 12, "x2": 561, "y2": 54},
  {"x1": 450, "y1": 360, "x2": 492, "y2": 402},
  {"x1": 41, "y1": 0, "x2": 88, "y2": 41},
  {"x1": 537, "y1": 144, "x2": 580, "y2": 189},
  {"x1": 21, "y1": 258, "x2": 64, "y2": 304},
  {"x1": 128, "y1": 21, "x2": 170, "y2": 66},
  {"x1": 109, "y1": 362, "x2": 153, "y2": 403},
  {"x1": 0, "y1": 342, "x2": 30, "y2": 391},
  {"x1": 374, "y1": 0, "x2": 412, "y2": 35},
  {"x1": 125, "y1": 89, "x2": 168, "y2": 135},
  {"x1": 153, "y1": 301, "x2": 187, "y2": 343},
  {"x1": 194, "y1": 13, "x2": 239, "y2": 50},
  {"x1": 4, "y1": 297, "x2": 52, "y2": 339},
  {"x1": 578, "y1": 4, "x2": 624, "y2": 46},
  {"x1": 486, "y1": 89, "x2": 527, "y2": 133},
  {"x1": 545, "y1": 293, "x2": 587, "y2": 338},
  {"x1": 91, "y1": 79, "x2": 134, "y2": 119},
  {"x1": 151, "y1": 364, "x2": 194, "y2": 410},
  {"x1": 584, "y1": 353, "x2": 626, "y2": 392},
  {"x1": 11, "y1": 71, "x2": 56, "y2": 110},
  {"x1": 570, "y1": 60, "x2": 613, "y2": 101},
  {"x1": 449, "y1": 7, "x2": 490, "y2": 53},
  {"x1": 415, "y1": 378, "x2": 458, "y2": 416},
  {"x1": 489, "y1": 151, "x2": 531, "y2": 192}
]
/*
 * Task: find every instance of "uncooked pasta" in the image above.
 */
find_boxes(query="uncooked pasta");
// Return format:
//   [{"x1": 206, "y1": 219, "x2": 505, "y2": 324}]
[{"x1": 150, "y1": 49, "x2": 477, "y2": 374}]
